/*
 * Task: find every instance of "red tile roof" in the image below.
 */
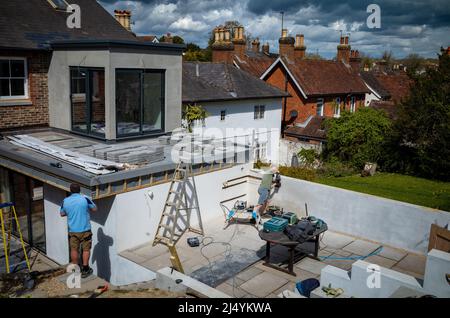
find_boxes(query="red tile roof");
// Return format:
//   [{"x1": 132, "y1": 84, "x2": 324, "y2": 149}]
[
  {"x1": 373, "y1": 72, "x2": 412, "y2": 102},
  {"x1": 284, "y1": 116, "x2": 327, "y2": 140},
  {"x1": 233, "y1": 52, "x2": 277, "y2": 78},
  {"x1": 281, "y1": 57, "x2": 369, "y2": 97},
  {"x1": 370, "y1": 100, "x2": 398, "y2": 119}
]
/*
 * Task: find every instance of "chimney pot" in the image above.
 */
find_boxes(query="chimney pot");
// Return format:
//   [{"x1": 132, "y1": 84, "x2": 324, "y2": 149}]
[
  {"x1": 251, "y1": 38, "x2": 260, "y2": 53},
  {"x1": 114, "y1": 9, "x2": 132, "y2": 32},
  {"x1": 282, "y1": 29, "x2": 288, "y2": 38},
  {"x1": 262, "y1": 42, "x2": 270, "y2": 55}
]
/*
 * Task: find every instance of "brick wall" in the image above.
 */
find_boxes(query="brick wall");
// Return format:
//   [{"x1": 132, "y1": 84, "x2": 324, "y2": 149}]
[
  {"x1": 0, "y1": 50, "x2": 51, "y2": 131},
  {"x1": 265, "y1": 64, "x2": 365, "y2": 126}
]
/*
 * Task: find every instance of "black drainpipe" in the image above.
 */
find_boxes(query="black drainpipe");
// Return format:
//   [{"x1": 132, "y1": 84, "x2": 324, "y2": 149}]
[{"x1": 282, "y1": 67, "x2": 289, "y2": 137}]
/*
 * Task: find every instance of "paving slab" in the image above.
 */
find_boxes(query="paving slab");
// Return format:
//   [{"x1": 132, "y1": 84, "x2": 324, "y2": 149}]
[
  {"x1": 378, "y1": 246, "x2": 408, "y2": 262},
  {"x1": 321, "y1": 255, "x2": 356, "y2": 271},
  {"x1": 240, "y1": 271, "x2": 289, "y2": 298},
  {"x1": 273, "y1": 281, "x2": 297, "y2": 295},
  {"x1": 390, "y1": 266, "x2": 424, "y2": 280},
  {"x1": 235, "y1": 266, "x2": 263, "y2": 282},
  {"x1": 364, "y1": 255, "x2": 398, "y2": 269},
  {"x1": 323, "y1": 248, "x2": 352, "y2": 257},
  {"x1": 225, "y1": 276, "x2": 245, "y2": 287},
  {"x1": 254, "y1": 261, "x2": 318, "y2": 283},
  {"x1": 392, "y1": 253, "x2": 427, "y2": 275},
  {"x1": 295, "y1": 257, "x2": 329, "y2": 275},
  {"x1": 342, "y1": 239, "x2": 381, "y2": 256},
  {"x1": 321, "y1": 231, "x2": 354, "y2": 250},
  {"x1": 216, "y1": 282, "x2": 248, "y2": 298}
]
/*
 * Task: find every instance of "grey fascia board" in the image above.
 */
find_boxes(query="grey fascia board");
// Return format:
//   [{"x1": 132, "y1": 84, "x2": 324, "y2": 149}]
[
  {"x1": 50, "y1": 40, "x2": 186, "y2": 53},
  {"x1": 0, "y1": 143, "x2": 93, "y2": 186}
]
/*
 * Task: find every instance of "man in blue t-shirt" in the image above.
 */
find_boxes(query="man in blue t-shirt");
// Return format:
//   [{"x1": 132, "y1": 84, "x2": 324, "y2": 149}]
[{"x1": 60, "y1": 183, "x2": 97, "y2": 278}]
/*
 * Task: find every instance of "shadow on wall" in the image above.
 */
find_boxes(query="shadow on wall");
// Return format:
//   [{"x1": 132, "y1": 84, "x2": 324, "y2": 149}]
[
  {"x1": 90, "y1": 196, "x2": 115, "y2": 282},
  {"x1": 92, "y1": 228, "x2": 113, "y2": 282}
]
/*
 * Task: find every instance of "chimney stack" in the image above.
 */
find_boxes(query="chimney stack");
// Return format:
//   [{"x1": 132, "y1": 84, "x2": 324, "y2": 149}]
[
  {"x1": 114, "y1": 10, "x2": 132, "y2": 32},
  {"x1": 232, "y1": 26, "x2": 246, "y2": 59},
  {"x1": 251, "y1": 38, "x2": 260, "y2": 53},
  {"x1": 337, "y1": 35, "x2": 351, "y2": 64},
  {"x1": 212, "y1": 26, "x2": 234, "y2": 63},
  {"x1": 279, "y1": 29, "x2": 295, "y2": 60},
  {"x1": 262, "y1": 42, "x2": 270, "y2": 55},
  {"x1": 349, "y1": 49, "x2": 361, "y2": 71},
  {"x1": 162, "y1": 33, "x2": 173, "y2": 44},
  {"x1": 294, "y1": 34, "x2": 306, "y2": 59}
]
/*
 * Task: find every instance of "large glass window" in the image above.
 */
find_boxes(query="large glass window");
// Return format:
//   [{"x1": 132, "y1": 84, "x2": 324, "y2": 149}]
[
  {"x1": 116, "y1": 69, "x2": 165, "y2": 137},
  {"x1": 0, "y1": 58, "x2": 27, "y2": 99},
  {"x1": 70, "y1": 68, "x2": 105, "y2": 137}
]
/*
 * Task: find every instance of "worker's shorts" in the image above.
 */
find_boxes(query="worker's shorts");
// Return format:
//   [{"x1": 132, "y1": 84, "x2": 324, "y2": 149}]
[
  {"x1": 69, "y1": 231, "x2": 92, "y2": 252},
  {"x1": 257, "y1": 187, "x2": 270, "y2": 205}
]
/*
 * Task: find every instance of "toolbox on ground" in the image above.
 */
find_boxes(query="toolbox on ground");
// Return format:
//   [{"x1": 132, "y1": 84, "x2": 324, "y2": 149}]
[
  {"x1": 281, "y1": 212, "x2": 298, "y2": 225},
  {"x1": 263, "y1": 217, "x2": 289, "y2": 232}
]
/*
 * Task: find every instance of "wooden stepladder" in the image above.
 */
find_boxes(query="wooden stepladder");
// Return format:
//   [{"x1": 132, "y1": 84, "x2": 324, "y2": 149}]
[
  {"x1": 152, "y1": 161, "x2": 204, "y2": 273},
  {"x1": 0, "y1": 202, "x2": 31, "y2": 274}
]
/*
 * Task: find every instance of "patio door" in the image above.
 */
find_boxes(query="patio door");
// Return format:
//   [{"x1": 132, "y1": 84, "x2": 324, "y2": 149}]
[
  {"x1": 70, "y1": 68, "x2": 105, "y2": 138},
  {"x1": 0, "y1": 168, "x2": 46, "y2": 252},
  {"x1": 116, "y1": 69, "x2": 165, "y2": 137}
]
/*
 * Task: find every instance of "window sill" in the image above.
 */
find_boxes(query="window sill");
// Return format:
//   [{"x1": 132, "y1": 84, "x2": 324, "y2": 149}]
[{"x1": 0, "y1": 99, "x2": 32, "y2": 107}]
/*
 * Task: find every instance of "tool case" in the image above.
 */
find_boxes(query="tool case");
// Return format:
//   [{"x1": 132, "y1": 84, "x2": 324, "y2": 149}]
[
  {"x1": 281, "y1": 212, "x2": 298, "y2": 225},
  {"x1": 263, "y1": 217, "x2": 288, "y2": 232}
]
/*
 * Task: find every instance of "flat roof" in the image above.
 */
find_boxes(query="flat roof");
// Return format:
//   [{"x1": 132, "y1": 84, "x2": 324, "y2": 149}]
[{"x1": 0, "y1": 130, "x2": 250, "y2": 198}]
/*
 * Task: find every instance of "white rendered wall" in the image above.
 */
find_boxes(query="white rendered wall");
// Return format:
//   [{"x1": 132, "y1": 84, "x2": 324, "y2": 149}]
[
  {"x1": 249, "y1": 174, "x2": 450, "y2": 254},
  {"x1": 42, "y1": 163, "x2": 252, "y2": 285},
  {"x1": 48, "y1": 49, "x2": 182, "y2": 140},
  {"x1": 278, "y1": 138, "x2": 323, "y2": 167},
  {"x1": 43, "y1": 183, "x2": 69, "y2": 265},
  {"x1": 365, "y1": 91, "x2": 381, "y2": 106},
  {"x1": 115, "y1": 163, "x2": 252, "y2": 252},
  {"x1": 192, "y1": 99, "x2": 282, "y2": 164}
]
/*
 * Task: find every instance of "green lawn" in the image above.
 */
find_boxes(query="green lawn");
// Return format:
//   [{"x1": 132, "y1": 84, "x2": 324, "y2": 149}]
[{"x1": 315, "y1": 173, "x2": 450, "y2": 212}]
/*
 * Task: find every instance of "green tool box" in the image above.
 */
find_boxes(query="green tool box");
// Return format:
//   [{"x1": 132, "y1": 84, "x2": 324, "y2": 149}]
[
  {"x1": 263, "y1": 217, "x2": 288, "y2": 232},
  {"x1": 282, "y1": 212, "x2": 298, "y2": 225}
]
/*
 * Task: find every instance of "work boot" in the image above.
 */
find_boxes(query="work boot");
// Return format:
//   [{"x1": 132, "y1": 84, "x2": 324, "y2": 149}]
[{"x1": 81, "y1": 266, "x2": 93, "y2": 279}]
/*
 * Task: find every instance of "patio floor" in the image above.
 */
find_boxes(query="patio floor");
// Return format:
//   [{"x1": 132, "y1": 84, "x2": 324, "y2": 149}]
[{"x1": 120, "y1": 216, "x2": 427, "y2": 298}]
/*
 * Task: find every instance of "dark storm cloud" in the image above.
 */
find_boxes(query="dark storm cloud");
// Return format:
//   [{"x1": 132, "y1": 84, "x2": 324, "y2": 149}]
[
  {"x1": 98, "y1": 0, "x2": 450, "y2": 58},
  {"x1": 247, "y1": 0, "x2": 450, "y2": 29}
]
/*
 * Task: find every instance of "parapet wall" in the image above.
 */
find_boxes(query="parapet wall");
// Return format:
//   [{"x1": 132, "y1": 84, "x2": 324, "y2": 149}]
[{"x1": 250, "y1": 174, "x2": 450, "y2": 254}]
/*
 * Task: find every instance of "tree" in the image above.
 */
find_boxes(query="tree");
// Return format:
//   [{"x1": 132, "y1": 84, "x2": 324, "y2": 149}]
[
  {"x1": 159, "y1": 34, "x2": 184, "y2": 44},
  {"x1": 402, "y1": 53, "x2": 424, "y2": 77},
  {"x1": 323, "y1": 108, "x2": 392, "y2": 169},
  {"x1": 182, "y1": 104, "x2": 209, "y2": 132},
  {"x1": 383, "y1": 52, "x2": 450, "y2": 180},
  {"x1": 172, "y1": 35, "x2": 185, "y2": 44}
]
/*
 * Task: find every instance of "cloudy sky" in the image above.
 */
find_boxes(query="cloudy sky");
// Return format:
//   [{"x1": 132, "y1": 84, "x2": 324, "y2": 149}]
[{"x1": 98, "y1": 0, "x2": 450, "y2": 59}]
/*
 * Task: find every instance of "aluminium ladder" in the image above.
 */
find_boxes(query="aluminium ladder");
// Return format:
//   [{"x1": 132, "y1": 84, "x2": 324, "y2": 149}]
[
  {"x1": 0, "y1": 202, "x2": 31, "y2": 274},
  {"x1": 152, "y1": 161, "x2": 204, "y2": 273}
]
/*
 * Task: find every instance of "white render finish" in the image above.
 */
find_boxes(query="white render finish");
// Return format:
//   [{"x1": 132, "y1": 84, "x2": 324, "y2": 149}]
[
  {"x1": 192, "y1": 98, "x2": 282, "y2": 164},
  {"x1": 364, "y1": 83, "x2": 382, "y2": 106},
  {"x1": 48, "y1": 49, "x2": 182, "y2": 140},
  {"x1": 320, "y1": 250, "x2": 450, "y2": 298},
  {"x1": 43, "y1": 163, "x2": 251, "y2": 285},
  {"x1": 247, "y1": 171, "x2": 450, "y2": 254}
]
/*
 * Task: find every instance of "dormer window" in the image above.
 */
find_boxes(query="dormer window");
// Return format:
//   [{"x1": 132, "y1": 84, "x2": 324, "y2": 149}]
[{"x1": 47, "y1": 0, "x2": 69, "y2": 11}]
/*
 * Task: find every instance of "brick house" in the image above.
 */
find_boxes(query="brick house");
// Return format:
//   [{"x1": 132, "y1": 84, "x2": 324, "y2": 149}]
[
  {"x1": 0, "y1": 0, "x2": 139, "y2": 131},
  {"x1": 211, "y1": 27, "x2": 369, "y2": 148}
]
